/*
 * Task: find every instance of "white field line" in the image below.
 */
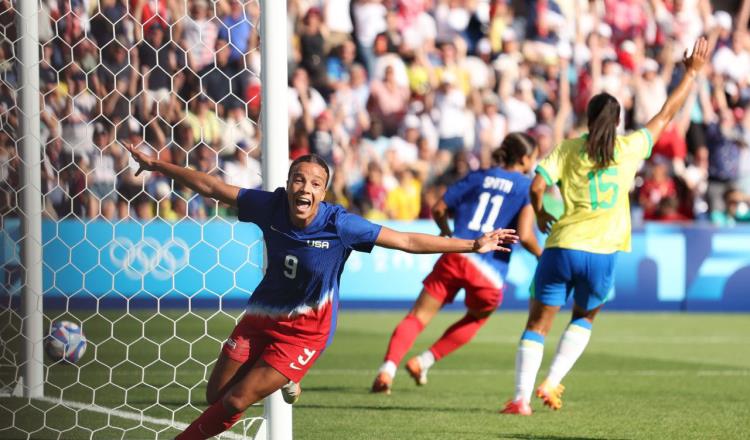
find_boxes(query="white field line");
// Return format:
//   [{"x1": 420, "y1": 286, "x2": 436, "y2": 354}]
[
  {"x1": 61, "y1": 367, "x2": 749, "y2": 379},
  {"x1": 470, "y1": 335, "x2": 750, "y2": 344},
  {"x1": 0, "y1": 392, "x2": 260, "y2": 440},
  {"x1": 304, "y1": 368, "x2": 750, "y2": 377}
]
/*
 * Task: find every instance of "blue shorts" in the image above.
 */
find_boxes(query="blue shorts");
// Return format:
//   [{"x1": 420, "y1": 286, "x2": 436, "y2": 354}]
[{"x1": 532, "y1": 248, "x2": 617, "y2": 311}]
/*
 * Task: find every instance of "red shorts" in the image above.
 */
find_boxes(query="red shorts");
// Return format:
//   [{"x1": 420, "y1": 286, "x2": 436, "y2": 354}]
[
  {"x1": 222, "y1": 313, "x2": 327, "y2": 383},
  {"x1": 422, "y1": 253, "x2": 503, "y2": 312}
]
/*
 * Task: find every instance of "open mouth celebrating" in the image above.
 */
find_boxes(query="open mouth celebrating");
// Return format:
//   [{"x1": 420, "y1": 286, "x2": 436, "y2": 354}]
[{"x1": 294, "y1": 196, "x2": 312, "y2": 213}]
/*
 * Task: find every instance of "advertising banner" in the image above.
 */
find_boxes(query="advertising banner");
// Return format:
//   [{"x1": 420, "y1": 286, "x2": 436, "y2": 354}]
[{"x1": 1, "y1": 219, "x2": 748, "y2": 311}]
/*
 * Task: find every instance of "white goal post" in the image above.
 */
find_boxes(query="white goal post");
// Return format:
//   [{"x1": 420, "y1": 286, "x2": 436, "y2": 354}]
[
  {"x1": 259, "y1": 0, "x2": 292, "y2": 438},
  {"x1": 1, "y1": 0, "x2": 293, "y2": 438}
]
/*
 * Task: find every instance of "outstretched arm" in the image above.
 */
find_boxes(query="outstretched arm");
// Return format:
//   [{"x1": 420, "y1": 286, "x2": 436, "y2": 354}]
[
  {"x1": 374, "y1": 226, "x2": 519, "y2": 254},
  {"x1": 645, "y1": 38, "x2": 709, "y2": 141},
  {"x1": 126, "y1": 143, "x2": 241, "y2": 207}
]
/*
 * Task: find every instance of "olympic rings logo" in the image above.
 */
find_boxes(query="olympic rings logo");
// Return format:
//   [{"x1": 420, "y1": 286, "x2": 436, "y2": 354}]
[{"x1": 109, "y1": 237, "x2": 190, "y2": 280}]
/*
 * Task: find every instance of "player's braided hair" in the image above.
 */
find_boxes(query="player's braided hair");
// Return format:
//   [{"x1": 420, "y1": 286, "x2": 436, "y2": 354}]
[
  {"x1": 586, "y1": 92, "x2": 620, "y2": 169},
  {"x1": 492, "y1": 132, "x2": 537, "y2": 167},
  {"x1": 289, "y1": 153, "x2": 331, "y2": 187}
]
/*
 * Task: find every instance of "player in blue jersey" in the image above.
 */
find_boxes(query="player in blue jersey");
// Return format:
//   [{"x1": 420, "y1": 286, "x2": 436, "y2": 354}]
[
  {"x1": 371, "y1": 133, "x2": 543, "y2": 394},
  {"x1": 125, "y1": 147, "x2": 518, "y2": 440}
]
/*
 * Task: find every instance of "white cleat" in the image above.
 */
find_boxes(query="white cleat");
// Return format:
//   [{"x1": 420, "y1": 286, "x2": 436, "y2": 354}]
[
  {"x1": 405, "y1": 357, "x2": 428, "y2": 386},
  {"x1": 281, "y1": 380, "x2": 301, "y2": 405}
]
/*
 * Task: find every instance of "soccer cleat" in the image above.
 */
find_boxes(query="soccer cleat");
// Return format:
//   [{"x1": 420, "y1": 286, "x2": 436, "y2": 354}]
[
  {"x1": 536, "y1": 380, "x2": 565, "y2": 410},
  {"x1": 281, "y1": 380, "x2": 302, "y2": 405},
  {"x1": 405, "y1": 357, "x2": 428, "y2": 386},
  {"x1": 370, "y1": 372, "x2": 393, "y2": 395},
  {"x1": 500, "y1": 399, "x2": 532, "y2": 416}
]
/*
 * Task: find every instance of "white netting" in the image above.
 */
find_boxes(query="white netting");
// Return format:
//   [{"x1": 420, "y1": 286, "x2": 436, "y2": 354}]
[{"x1": 0, "y1": 0, "x2": 273, "y2": 438}]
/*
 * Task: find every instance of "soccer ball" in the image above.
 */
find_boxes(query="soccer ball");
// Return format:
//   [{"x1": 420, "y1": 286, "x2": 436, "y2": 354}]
[{"x1": 45, "y1": 320, "x2": 87, "y2": 363}]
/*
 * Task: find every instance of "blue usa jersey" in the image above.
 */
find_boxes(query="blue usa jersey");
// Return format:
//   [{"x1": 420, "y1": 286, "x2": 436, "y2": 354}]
[
  {"x1": 237, "y1": 188, "x2": 381, "y2": 342},
  {"x1": 442, "y1": 168, "x2": 532, "y2": 287}
]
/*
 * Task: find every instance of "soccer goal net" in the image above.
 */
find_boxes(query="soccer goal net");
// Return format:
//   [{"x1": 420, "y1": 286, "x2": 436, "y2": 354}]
[{"x1": 0, "y1": 0, "x2": 290, "y2": 438}]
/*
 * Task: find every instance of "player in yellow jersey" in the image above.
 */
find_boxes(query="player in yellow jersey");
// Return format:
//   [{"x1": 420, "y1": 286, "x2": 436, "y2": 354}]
[{"x1": 501, "y1": 38, "x2": 709, "y2": 415}]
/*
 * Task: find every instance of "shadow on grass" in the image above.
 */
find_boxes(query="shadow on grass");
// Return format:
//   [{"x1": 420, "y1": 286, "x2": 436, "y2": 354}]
[
  {"x1": 497, "y1": 435, "x2": 630, "y2": 440},
  {"x1": 299, "y1": 402, "x2": 492, "y2": 414},
  {"x1": 298, "y1": 385, "x2": 359, "y2": 393}
]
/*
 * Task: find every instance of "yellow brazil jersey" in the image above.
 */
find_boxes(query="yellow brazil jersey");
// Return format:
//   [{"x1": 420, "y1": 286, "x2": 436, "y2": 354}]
[{"x1": 535, "y1": 128, "x2": 653, "y2": 253}]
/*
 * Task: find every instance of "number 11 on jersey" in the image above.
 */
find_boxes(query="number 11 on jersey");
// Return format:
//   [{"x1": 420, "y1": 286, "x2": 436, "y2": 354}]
[{"x1": 468, "y1": 192, "x2": 505, "y2": 232}]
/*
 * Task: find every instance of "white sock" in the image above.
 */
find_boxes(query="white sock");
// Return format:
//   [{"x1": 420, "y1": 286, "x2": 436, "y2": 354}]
[
  {"x1": 379, "y1": 360, "x2": 397, "y2": 378},
  {"x1": 417, "y1": 350, "x2": 436, "y2": 370},
  {"x1": 514, "y1": 331, "x2": 545, "y2": 403},
  {"x1": 545, "y1": 320, "x2": 592, "y2": 387}
]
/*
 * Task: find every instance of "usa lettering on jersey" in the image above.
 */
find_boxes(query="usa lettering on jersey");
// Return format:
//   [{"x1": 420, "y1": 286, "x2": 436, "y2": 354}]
[{"x1": 307, "y1": 240, "x2": 329, "y2": 249}]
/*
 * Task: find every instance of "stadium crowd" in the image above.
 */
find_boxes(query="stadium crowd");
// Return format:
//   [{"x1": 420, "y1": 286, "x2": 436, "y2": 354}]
[{"x1": 1, "y1": 0, "x2": 750, "y2": 226}]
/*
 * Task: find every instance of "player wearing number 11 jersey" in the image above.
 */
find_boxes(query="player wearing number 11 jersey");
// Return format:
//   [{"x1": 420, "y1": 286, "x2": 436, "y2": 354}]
[
  {"x1": 501, "y1": 38, "x2": 709, "y2": 415},
  {"x1": 372, "y1": 133, "x2": 543, "y2": 394}
]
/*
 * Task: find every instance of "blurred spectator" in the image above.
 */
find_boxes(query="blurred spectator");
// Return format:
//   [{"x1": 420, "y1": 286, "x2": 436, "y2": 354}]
[
  {"x1": 299, "y1": 7, "x2": 329, "y2": 94},
  {"x1": 90, "y1": 0, "x2": 129, "y2": 47},
  {"x1": 60, "y1": 66, "x2": 97, "y2": 156},
  {"x1": 434, "y1": 0, "x2": 471, "y2": 44},
  {"x1": 639, "y1": 158, "x2": 679, "y2": 220},
  {"x1": 712, "y1": 31, "x2": 750, "y2": 84},
  {"x1": 4, "y1": 0, "x2": 750, "y2": 226},
  {"x1": 368, "y1": 65, "x2": 410, "y2": 136},
  {"x1": 85, "y1": 123, "x2": 120, "y2": 220},
  {"x1": 435, "y1": 72, "x2": 467, "y2": 154},
  {"x1": 501, "y1": 79, "x2": 537, "y2": 133},
  {"x1": 223, "y1": 141, "x2": 261, "y2": 190},
  {"x1": 386, "y1": 167, "x2": 421, "y2": 220},
  {"x1": 327, "y1": 40, "x2": 358, "y2": 91},
  {"x1": 309, "y1": 110, "x2": 340, "y2": 166},
  {"x1": 289, "y1": 67, "x2": 327, "y2": 130},
  {"x1": 653, "y1": 196, "x2": 691, "y2": 222},
  {"x1": 202, "y1": 38, "x2": 249, "y2": 112},
  {"x1": 711, "y1": 187, "x2": 750, "y2": 226},
  {"x1": 705, "y1": 80, "x2": 742, "y2": 215},
  {"x1": 353, "y1": 0, "x2": 388, "y2": 75},
  {"x1": 325, "y1": 165, "x2": 353, "y2": 209},
  {"x1": 217, "y1": 0, "x2": 254, "y2": 68},
  {"x1": 186, "y1": 94, "x2": 223, "y2": 146},
  {"x1": 325, "y1": 0, "x2": 354, "y2": 50},
  {"x1": 331, "y1": 63, "x2": 371, "y2": 139},
  {"x1": 474, "y1": 93, "x2": 507, "y2": 164},
  {"x1": 683, "y1": 146, "x2": 710, "y2": 219},
  {"x1": 182, "y1": 0, "x2": 219, "y2": 73},
  {"x1": 138, "y1": 22, "x2": 186, "y2": 109},
  {"x1": 362, "y1": 161, "x2": 388, "y2": 219},
  {"x1": 221, "y1": 102, "x2": 256, "y2": 155}
]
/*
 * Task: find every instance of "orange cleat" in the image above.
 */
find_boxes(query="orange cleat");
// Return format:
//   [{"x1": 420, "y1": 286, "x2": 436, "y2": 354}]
[
  {"x1": 500, "y1": 399, "x2": 532, "y2": 416},
  {"x1": 536, "y1": 380, "x2": 565, "y2": 410},
  {"x1": 370, "y1": 372, "x2": 392, "y2": 395},
  {"x1": 405, "y1": 357, "x2": 428, "y2": 386}
]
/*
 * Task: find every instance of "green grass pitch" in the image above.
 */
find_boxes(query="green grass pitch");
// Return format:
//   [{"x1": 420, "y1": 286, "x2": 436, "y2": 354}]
[{"x1": 1, "y1": 310, "x2": 749, "y2": 439}]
